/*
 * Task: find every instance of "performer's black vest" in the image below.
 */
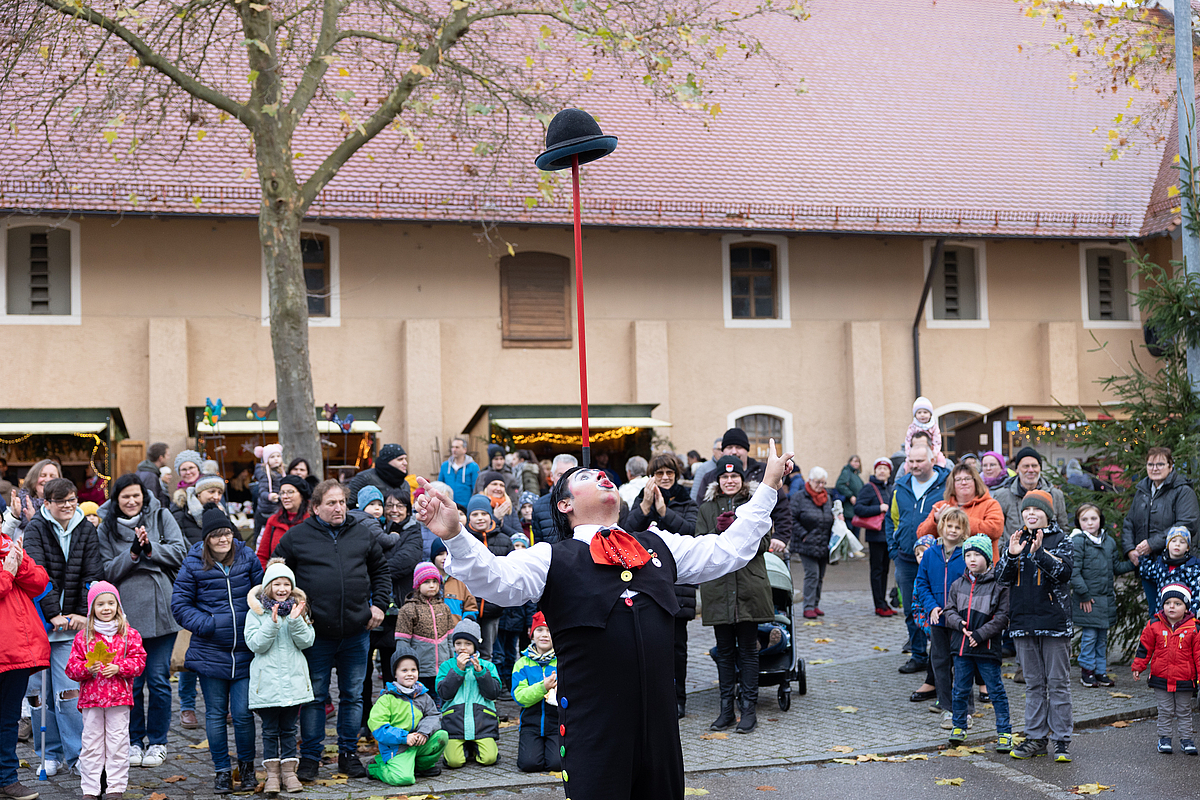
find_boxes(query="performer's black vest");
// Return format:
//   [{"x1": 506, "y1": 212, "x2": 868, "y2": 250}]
[{"x1": 541, "y1": 529, "x2": 680, "y2": 631}]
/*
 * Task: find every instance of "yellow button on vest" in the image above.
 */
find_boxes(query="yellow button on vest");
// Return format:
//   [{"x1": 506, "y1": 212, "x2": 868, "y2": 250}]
[{"x1": 620, "y1": 570, "x2": 633, "y2": 582}]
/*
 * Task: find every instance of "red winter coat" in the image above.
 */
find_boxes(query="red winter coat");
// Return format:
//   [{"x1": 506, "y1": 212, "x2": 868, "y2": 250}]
[
  {"x1": 64, "y1": 628, "x2": 147, "y2": 708},
  {"x1": 0, "y1": 536, "x2": 51, "y2": 673},
  {"x1": 1132, "y1": 612, "x2": 1200, "y2": 692},
  {"x1": 257, "y1": 508, "x2": 310, "y2": 569}
]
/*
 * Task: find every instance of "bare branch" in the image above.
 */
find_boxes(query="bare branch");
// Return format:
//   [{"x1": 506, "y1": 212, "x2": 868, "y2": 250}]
[{"x1": 285, "y1": 0, "x2": 341, "y2": 124}]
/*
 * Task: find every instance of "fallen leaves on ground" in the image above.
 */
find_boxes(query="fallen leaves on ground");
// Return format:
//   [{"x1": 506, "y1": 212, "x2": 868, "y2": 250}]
[
  {"x1": 314, "y1": 777, "x2": 347, "y2": 786},
  {"x1": 700, "y1": 732, "x2": 729, "y2": 740},
  {"x1": 405, "y1": 795, "x2": 441, "y2": 800},
  {"x1": 872, "y1": 646, "x2": 888, "y2": 651},
  {"x1": 756, "y1": 787, "x2": 777, "y2": 791},
  {"x1": 830, "y1": 758, "x2": 858, "y2": 765},
  {"x1": 18, "y1": 760, "x2": 28, "y2": 769},
  {"x1": 1110, "y1": 720, "x2": 1130, "y2": 728},
  {"x1": 163, "y1": 776, "x2": 186, "y2": 783},
  {"x1": 828, "y1": 745, "x2": 854, "y2": 753},
  {"x1": 897, "y1": 754, "x2": 929, "y2": 761},
  {"x1": 813, "y1": 638, "x2": 834, "y2": 643},
  {"x1": 186, "y1": 741, "x2": 208, "y2": 750},
  {"x1": 803, "y1": 621, "x2": 823, "y2": 627},
  {"x1": 499, "y1": 720, "x2": 518, "y2": 728},
  {"x1": 857, "y1": 754, "x2": 889, "y2": 762},
  {"x1": 324, "y1": 744, "x2": 340, "y2": 755},
  {"x1": 548, "y1": 771, "x2": 563, "y2": 779},
  {"x1": 835, "y1": 705, "x2": 858, "y2": 713},
  {"x1": 683, "y1": 789, "x2": 710, "y2": 796},
  {"x1": 1109, "y1": 692, "x2": 1132, "y2": 699},
  {"x1": 810, "y1": 659, "x2": 833, "y2": 664},
  {"x1": 939, "y1": 746, "x2": 983, "y2": 757},
  {"x1": 1002, "y1": 673, "x2": 1015, "y2": 680},
  {"x1": 147, "y1": 793, "x2": 168, "y2": 800},
  {"x1": 934, "y1": 777, "x2": 965, "y2": 786},
  {"x1": 1072, "y1": 784, "x2": 1112, "y2": 795}
]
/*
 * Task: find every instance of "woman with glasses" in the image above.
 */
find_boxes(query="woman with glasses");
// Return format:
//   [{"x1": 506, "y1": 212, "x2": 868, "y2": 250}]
[
  {"x1": 256, "y1": 476, "x2": 311, "y2": 570},
  {"x1": 1121, "y1": 446, "x2": 1200, "y2": 612},
  {"x1": 21, "y1": 478, "x2": 104, "y2": 776},
  {"x1": 2, "y1": 458, "x2": 61, "y2": 539},
  {"x1": 96, "y1": 474, "x2": 187, "y2": 769}
]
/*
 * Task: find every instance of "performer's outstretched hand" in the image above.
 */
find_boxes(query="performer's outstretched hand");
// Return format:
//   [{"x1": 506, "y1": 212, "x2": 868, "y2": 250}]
[
  {"x1": 763, "y1": 438, "x2": 795, "y2": 491},
  {"x1": 415, "y1": 476, "x2": 462, "y2": 540}
]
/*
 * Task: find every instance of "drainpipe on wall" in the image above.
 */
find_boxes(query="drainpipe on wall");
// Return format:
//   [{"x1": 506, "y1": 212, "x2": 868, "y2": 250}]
[{"x1": 912, "y1": 237, "x2": 946, "y2": 398}]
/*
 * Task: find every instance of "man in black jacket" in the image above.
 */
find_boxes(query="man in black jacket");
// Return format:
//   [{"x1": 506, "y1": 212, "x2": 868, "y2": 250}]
[
  {"x1": 274, "y1": 480, "x2": 391, "y2": 782},
  {"x1": 1122, "y1": 446, "x2": 1200, "y2": 612}
]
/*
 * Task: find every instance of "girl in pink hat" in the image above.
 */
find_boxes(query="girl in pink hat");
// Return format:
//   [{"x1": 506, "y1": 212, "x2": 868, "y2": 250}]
[{"x1": 65, "y1": 582, "x2": 147, "y2": 800}]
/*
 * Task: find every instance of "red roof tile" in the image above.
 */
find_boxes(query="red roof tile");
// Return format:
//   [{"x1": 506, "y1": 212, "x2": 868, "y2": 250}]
[{"x1": 0, "y1": 0, "x2": 1172, "y2": 238}]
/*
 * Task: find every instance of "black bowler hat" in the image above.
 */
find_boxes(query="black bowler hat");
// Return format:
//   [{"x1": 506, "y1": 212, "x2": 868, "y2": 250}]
[{"x1": 534, "y1": 108, "x2": 618, "y2": 171}]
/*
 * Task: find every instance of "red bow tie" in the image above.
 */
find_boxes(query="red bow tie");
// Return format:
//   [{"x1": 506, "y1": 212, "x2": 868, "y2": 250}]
[{"x1": 590, "y1": 527, "x2": 651, "y2": 569}]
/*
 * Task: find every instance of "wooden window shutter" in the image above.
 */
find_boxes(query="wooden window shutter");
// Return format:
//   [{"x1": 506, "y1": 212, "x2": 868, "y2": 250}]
[{"x1": 501, "y1": 252, "x2": 572, "y2": 348}]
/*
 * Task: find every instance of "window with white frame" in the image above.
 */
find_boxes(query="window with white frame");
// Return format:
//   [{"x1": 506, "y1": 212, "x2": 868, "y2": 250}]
[
  {"x1": 1, "y1": 219, "x2": 81, "y2": 324},
  {"x1": 923, "y1": 240, "x2": 987, "y2": 327},
  {"x1": 726, "y1": 405, "x2": 794, "y2": 460},
  {"x1": 261, "y1": 223, "x2": 340, "y2": 326},
  {"x1": 1081, "y1": 245, "x2": 1136, "y2": 325},
  {"x1": 721, "y1": 233, "x2": 791, "y2": 328}
]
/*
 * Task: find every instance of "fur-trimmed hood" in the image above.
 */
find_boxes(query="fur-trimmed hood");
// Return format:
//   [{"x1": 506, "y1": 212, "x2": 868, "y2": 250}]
[
  {"x1": 246, "y1": 583, "x2": 309, "y2": 618},
  {"x1": 703, "y1": 479, "x2": 759, "y2": 504}
]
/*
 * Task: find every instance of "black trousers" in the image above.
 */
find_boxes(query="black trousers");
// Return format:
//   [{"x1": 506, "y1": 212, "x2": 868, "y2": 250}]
[
  {"x1": 556, "y1": 593, "x2": 683, "y2": 800},
  {"x1": 517, "y1": 721, "x2": 561, "y2": 772},
  {"x1": 868, "y1": 542, "x2": 891, "y2": 610},
  {"x1": 361, "y1": 616, "x2": 397, "y2": 720},
  {"x1": 674, "y1": 617, "x2": 689, "y2": 707},
  {"x1": 713, "y1": 621, "x2": 759, "y2": 705}
]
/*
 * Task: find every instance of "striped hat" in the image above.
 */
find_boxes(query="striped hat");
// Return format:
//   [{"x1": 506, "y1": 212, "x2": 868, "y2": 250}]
[
  {"x1": 962, "y1": 534, "x2": 994, "y2": 565},
  {"x1": 1161, "y1": 583, "x2": 1193, "y2": 607},
  {"x1": 412, "y1": 561, "x2": 441, "y2": 590}
]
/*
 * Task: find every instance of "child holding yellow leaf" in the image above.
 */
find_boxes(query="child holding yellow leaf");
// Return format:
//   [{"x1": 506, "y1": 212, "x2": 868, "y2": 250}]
[{"x1": 65, "y1": 581, "x2": 146, "y2": 800}]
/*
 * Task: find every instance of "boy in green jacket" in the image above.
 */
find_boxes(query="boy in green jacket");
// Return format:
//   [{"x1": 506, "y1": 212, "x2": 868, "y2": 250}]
[
  {"x1": 512, "y1": 611, "x2": 560, "y2": 772},
  {"x1": 366, "y1": 645, "x2": 447, "y2": 785},
  {"x1": 435, "y1": 618, "x2": 503, "y2": 767}
]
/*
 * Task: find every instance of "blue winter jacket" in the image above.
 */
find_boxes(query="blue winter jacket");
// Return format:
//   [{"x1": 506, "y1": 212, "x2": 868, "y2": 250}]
[
  {"x1": 914, "y1": 542, "x2": 966, "y2": 626},
  {"x1": 885, "y1": 466, "x2": 950, "y2": 563},
  {"x1": 171, "y1": 540, "x2": 264, "y2": 680}
]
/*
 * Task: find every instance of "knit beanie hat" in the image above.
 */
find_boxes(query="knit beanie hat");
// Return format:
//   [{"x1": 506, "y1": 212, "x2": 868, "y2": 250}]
[
  {"x1": 962, "y1": 534, "x2": 993, "y2": 565},
  {"x1": 511, "y1": 532, "x2": 530, "y2": 548},
  {"x1": 914, "y1": 534, "x2": 937, "y2": 552},
  {"x1": 721, "y1": 427, "x2": 751, "y2": 452},
  {"x1": 530, "y1": 610, "x2": 549, "y2": 637},
  {"x1": 714, "y1": 455, "x2": 745, "y2": 478},
  {"x1": 201, "y1": 503, "x2": 236, "y2": 538},
  {"x1": 193, "y1": 473, "x2": 225, "y2": 495},
  {"x1": 280, "y1": 474, "x2": 311, "y2": 498},
  {"x1": 429, "y1": 537, "x2": 448, "y2": 561},
  {"x1": 1167, "y1": 526, "x2": 1192, "y2": 548},
  {"x1": 450, "y1": 617, "x2": 483, "y2": 649},
  {"x1": 912, "y1": 396, "x2": 934, "y2": 416},
  {"x1": 262, "y1": 558, "x2": 296, "y2": 589},
  {"x1": 391, "y1": 643, "x2": 420, "y2": 676},
  {"x1": 519, "y1": 491, "x2": 538, "y2": 509},
  {"x1": 377, "y1": 443, "x2": 406, "y2": 463},
  {"x1": 467, "y1": 494, "x2": 494, "y2": 519},
  {"x1": 254, "y1": 443, "x2": 283, "y2": 464},
  {"x1": 872, "y1": 457, "x2": 893, "y2": 472},
  {"x1": 357, "y1": 485, "x2": 384, "y2": 509},
  {"x1": 477, "y1": 470, "x2": 506, "y2": 491},
  {"x1": 1013, "y1": 446, "x2": 1042, "y2": 469},
  {"x1": 412, "y1": 561, "x2": 441, "y2": 590},
  {"x1": 1161, "y1": 582, "x2": 1193, "y2": 608},
  {"x1": 982, "y1": 451, "x2": 1007, "y2": 470},
  {"x1": 1019, "y1": 490, "x2": 1054, "y2": 521},
  {"x1": 79, "y1": 501, "x2": 100, "y2": 518},
  {"x1": 487, "y1": 443, "x2": 505, "y2": 461},
  {"x1": 87, "y1": 580, "x2": 122, "y2": 611},
  {"x1": 174, "y1": 449, "x2": 203, "y2": 475}
]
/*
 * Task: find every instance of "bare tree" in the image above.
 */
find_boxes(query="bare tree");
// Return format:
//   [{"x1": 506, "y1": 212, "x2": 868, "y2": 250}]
[{"x1": 0, "y1": 0, "x2": 806, "y2": 469}]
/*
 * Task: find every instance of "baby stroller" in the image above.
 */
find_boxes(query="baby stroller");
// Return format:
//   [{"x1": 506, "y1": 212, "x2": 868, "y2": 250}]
[{"x1": 708, "y1": 552, "x2": 806, "y2": 710}]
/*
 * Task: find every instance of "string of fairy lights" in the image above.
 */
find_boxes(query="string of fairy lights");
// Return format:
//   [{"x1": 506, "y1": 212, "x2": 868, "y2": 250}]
[
  {"x1": 506, "y1": 426, "x2": 641, "y2": 447},
  {"x1": 0, "y1": 432, "x2": 112, "y2": 481}
]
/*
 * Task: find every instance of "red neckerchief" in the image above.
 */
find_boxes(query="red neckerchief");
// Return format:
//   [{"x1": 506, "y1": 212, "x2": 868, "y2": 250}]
[{"x1": 590, "y1": 527, "x2": 651, "y2": 568}]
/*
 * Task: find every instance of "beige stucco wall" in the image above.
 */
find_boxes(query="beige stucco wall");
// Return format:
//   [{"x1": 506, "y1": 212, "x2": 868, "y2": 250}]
[{"x1": 0, "y1": 216, "x2": 1159, "y2": 477}]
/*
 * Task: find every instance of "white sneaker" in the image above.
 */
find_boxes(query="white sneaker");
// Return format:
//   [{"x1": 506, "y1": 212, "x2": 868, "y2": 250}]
[
  {"x1": 940, "y1": 710, "x2": 954, "y2": 730},
  {"x1": 40, "y1": 759, "x2": 60, "y2": 777},
  {"x1": 141, "y1": 744, "x2": 167, "y2": 768},
  {"x1": 129, "y1": 745, "x2": 144, "y2": 767}
]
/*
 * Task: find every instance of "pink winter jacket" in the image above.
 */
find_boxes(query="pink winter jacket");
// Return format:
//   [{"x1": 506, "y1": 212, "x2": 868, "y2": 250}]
[{"x1": 65, "y1": 628, "x2": 147, "y2": 708}]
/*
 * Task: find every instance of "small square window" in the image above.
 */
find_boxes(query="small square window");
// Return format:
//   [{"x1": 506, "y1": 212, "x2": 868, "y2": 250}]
[{"x1": 729, "y1": 243, "x2": 777, "y2": 320}]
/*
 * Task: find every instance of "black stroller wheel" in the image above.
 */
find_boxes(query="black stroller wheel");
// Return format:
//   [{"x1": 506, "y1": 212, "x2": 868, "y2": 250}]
[{"x1": 778, "y1": 685, "x2": 791, "y2": 711}]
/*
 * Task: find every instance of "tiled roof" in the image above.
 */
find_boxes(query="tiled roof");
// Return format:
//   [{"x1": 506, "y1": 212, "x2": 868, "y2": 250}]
[{"x1": 0, "y1": 0, "x2": 1172, "y2": 238}]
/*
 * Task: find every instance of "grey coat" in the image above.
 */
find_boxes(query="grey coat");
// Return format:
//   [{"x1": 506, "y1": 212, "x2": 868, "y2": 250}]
[
  {"x1": 1069, "y1": 529, "x2": 1136, "y2": 629},
  {"x1": 96, "y1": 498, "x2": 187, "y2": 639},
  {"x1": 992, "y1": 475, "x2": 1069, "y2": 535}
]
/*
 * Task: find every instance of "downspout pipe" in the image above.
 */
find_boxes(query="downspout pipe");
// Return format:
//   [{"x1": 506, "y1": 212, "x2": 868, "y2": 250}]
[{"x1": 912, "y1": 237, "x2": 945, "y2": 398}]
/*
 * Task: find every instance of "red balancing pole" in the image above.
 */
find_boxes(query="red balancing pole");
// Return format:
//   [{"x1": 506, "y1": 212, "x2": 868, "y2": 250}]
[{"x1": 571, "y1": 154, "x2": 591, "y2": 468}]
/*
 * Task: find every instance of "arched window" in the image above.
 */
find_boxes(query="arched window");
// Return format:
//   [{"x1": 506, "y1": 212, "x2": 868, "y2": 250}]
[{"x1": 727, "y1": 408, "x2": 793, "y2": 461}]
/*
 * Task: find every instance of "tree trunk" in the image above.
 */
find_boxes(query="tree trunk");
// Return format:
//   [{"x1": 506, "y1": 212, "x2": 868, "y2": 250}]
[{"x1": 257, "y1": 134, "x2": 323, "y2": 474}]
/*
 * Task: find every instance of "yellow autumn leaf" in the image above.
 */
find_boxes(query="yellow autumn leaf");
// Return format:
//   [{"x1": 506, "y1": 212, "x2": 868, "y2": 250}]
[
  {"x1": 196, "y1": 130, "x2": 207, "y2": 141},
  {"x1": 830, "y1": 758, "x2": 858, "y2": 765},
  {"x1": 835, "y1": 705, "x2": 858, "y2": 713},
  {"x1": 1110, "y1": 720, "x2": 1130, "y2": 728},
  {"x1": 683, "y1": 789, "x2": 710, "y2": 796},
  {"x1": 899, "y1": 753, "x2": 930, "y2": 761},
  {"x1": 1168, "y1": 185, "x2": 1180, "y2": 198},
  {"x1": 506, "y1": 243, "x2": 515, "y2": 257},
  {"x1": 809, "y1": 659, "x2": 833, "y2": 665},
  {"x1": 828, "y1": 745, "x2": 854, "y2": 753},
  {"x1": 813, "y1": 638, "x2": 834, "y2": 644},
  {"x1": 700, "y1": 732, "x2": 728, "y2": 740},
  {"x1": 935, "y1": 777, "x2": 965, "y2": 786},
  {"x1": 187, "y1": 740, "x2": 209, "y2": 749},
  {"x1": 1073, "y1": 784, "x2": 1112, "y2": 795},
  {"x1": 85, "y1": 639, "x2": 116, "y2": 668},
  {"x1": 1109, "y1": 692, "x2": 1132, "y2": 699},
  {"x1": 410, "y1": 63, "x2": 433, "y2": 77},
  {"x1": 338, "y1": 67, "x2": 350, "y2": 77},
  {"x1": 803, "y1": 621, "x2": 822, "y2": 627},
  {"x1": 38, "y1": 45, "x2": 49, "y2": 59}
]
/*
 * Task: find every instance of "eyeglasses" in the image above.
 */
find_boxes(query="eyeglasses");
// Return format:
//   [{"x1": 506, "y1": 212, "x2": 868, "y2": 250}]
[
  {"x1": 384, "y1": 502, "x2": 406, "y2": 510},
  {"x1": 1147, "y1": 462, "x2": 1169, "y2": 469},
  {"x1": 953, "y1": 477, "x2": 975, "y2": 484},
  {"x1": 51, "y1": 497, "x2": 78, "y2": 506},
  {"x1": 208, "y1": 531, "x2": 234, "y2": 540},
  {"x1": 652, "y1": 470, "x2": 676, "y2": 478}
]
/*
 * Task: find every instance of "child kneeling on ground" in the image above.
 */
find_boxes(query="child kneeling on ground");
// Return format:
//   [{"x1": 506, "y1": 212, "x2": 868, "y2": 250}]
[
  {"x1": 942, "y1": 535, "x2": 1012, "y2": 752},
  {"x1": 512, "y1": 612, "x2": 560, "y2": 772},
  {"x1": 436, "y1": 619, "x2": 502, "y2": 768},
  {"x1": 1132, "y1": 583, "x2": 1200, "y2": 755},
  {"x1": 367, "y1": 645, "x2": 448, "y2": 785}
]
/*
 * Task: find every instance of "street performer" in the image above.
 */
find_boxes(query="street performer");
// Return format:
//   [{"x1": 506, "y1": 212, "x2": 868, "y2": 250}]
[{"x1": 414, "y1": 440, "x2": 792, "y2": 800}]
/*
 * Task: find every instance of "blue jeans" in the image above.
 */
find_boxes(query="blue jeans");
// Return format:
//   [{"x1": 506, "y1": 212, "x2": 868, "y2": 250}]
[
  {"x1": 0, "y1": 668, "x2": 33, "y2": 786},
  {"x1": 1079, "y1": 627, "x2": 1109, "y2": 675},
  {"x1": 893, "y1": 557, "x2": 927, "y2": 661},
  {"x1": 300, "y1": 632, "x2": 369, "y2": 760},
  {"x1": 197, "y1": 675, "x2": 255, "y2": 772},
  {"x1": 131, "y1": 633, "x2": 176, "y2": 748},
  {"x1": 37, "y1": 640, "x2": 83, "y2": 769},
  {"x1": 953, "y1": 656, "x2": 1010, "y2": 734},
  {"x1": 495, "y1": 630, "x2": 520, "y2": 681},
  {"x1": 178, "y1": 669, "x2": 198, "y2": 711},
  {"x1": 1143, "y1": 576, "x2": 1161, "y2": 616},
  {"x1": 257, "y1": 706, "x2": 300, "y2": 761}
]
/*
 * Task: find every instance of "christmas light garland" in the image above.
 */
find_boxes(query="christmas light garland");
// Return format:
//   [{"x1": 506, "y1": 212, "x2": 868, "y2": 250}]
[{"x1": 509, "y1": 426, "x2": 641, "y2": 447}]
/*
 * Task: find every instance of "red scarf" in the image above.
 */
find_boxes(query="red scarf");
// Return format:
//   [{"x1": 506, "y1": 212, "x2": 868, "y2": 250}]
[
  {"x1": 805, "y1": 481, "x2": 829, "y2": 508},
  {"x1": 590, "y1": 527, "x2": 651, "y2": 568}
]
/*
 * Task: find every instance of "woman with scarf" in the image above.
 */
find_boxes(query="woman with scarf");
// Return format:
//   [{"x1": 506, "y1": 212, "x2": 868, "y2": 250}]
[
  {"x1": 625, "y1": 453, "x2": 698, "y2": 718},
  {"x1": 96, "y1": 474, "x2": 187, "y2": 769},
  {"x1": 979, "y1": 451, "x2": 1010, "y2": 490},
  {"x1": 256, "y1": 476, "x2": 311, "y2": 569},
  {"x1": 2, "y1": 459, "x2": 61, "y2": 539},
  {"x1": 172, "y1": 473, "x2": 229, "y2": 547},
  {"x1": 791, "y1": 467, "x2": 836, "y2": 620},
  {"x1": 347, "y1": 444, "x2": 411, "y2": 509}
]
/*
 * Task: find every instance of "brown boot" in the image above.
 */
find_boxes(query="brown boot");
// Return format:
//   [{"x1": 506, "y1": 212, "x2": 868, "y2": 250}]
[
  {"x1": 279, "y1": 759, "x2": 302, "y2": 793},
  {"x1": 263, "y1": 761, "x2": 281, "y2": 794}
]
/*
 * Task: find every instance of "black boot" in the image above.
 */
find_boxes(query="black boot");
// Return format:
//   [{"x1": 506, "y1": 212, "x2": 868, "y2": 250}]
[
  {"x1": 213, "y1": 771, "x2": 233, "y2": 795},
  {"x1": 295, "y1": 758, "x2": 320, "y2": 782},
  {"x1": 710, "y1": 644, "x2": 738, "y2": 730},
  {"x1": 736, "y1": 700, "x2": 758, "y2": 733},
  {"x1": 338, "y1": 753, "x2": 367, "y2": 779},
  {"x1": 736, "y1": 646, "x2": 759, "y2": 733},
  {"x1": 235, "y1": 761, "x2": 258, "y2": 793}
]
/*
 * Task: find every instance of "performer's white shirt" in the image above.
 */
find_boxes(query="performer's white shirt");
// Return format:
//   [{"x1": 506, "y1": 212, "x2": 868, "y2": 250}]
[{"x1": 444, "y1": 482, "x2": 778, "y2": 607}]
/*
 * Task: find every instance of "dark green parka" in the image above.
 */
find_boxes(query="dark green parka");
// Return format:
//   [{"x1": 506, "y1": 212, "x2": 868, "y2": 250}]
[{"x1": 697, "y1": 481, "x2": 774, "y2": 626}]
